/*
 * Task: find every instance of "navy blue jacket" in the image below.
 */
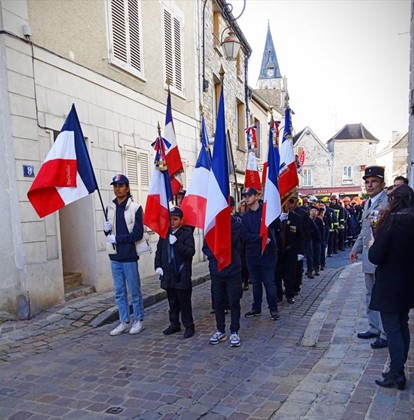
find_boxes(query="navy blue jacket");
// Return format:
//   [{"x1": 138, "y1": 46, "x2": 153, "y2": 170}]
[
  {"x1": 241, "y1": 204, "x2": 278, "y2": 257},
  {"x1": 203, "y1": 216, "x2": 242, "y2": 277}
]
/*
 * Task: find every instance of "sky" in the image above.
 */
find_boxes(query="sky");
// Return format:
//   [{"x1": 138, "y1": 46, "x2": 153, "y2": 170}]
[{"x1": 235, "y1": 0, "x2": 411, "y2": 147}]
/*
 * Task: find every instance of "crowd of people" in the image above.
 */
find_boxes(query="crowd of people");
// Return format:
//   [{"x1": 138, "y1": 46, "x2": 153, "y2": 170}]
[{"x1": 103, "y1": 168, "x2": 413, "y2": 390}]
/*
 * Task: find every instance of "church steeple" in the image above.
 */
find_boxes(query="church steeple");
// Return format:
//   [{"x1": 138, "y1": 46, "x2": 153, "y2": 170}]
[{"x1": 257, "y1": 22, "x2": 282, "y2": 89}]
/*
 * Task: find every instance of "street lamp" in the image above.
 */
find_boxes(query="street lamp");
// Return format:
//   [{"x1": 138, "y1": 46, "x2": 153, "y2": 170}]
[
  {"x1": 220, "y1": 0, "x2": 246, "y2": 61},
  {"x1": 221, "y1": 31, "x2": 241, "y2": 61}
]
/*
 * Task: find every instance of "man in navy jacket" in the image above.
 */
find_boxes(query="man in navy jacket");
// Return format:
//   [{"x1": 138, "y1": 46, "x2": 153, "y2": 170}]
[{"x1": 241, "y1": 187, "x2": 280, "y2": 320}]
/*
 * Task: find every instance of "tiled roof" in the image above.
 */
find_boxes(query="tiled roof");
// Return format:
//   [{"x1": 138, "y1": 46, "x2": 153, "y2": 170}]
[{"x1": 329, "y1": 123, "x2": 379, "y2": 142}]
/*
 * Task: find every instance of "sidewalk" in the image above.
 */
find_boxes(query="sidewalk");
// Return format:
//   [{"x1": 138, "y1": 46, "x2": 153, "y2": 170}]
[
  {"x1": 0, "y1": 257, "x2": 413, "y2": 419},
  {"x1": 0, "y1": 261, "x2": 211, "y2": 361}
]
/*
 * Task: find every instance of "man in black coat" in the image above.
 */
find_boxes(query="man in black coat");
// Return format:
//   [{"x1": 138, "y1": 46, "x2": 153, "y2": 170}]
[
  {"x1": 154, "y1": 207, "x2": 196, "y2": 339},
  {"x1": 275, "y1": 197, "x2": 305, "y2": 304}
]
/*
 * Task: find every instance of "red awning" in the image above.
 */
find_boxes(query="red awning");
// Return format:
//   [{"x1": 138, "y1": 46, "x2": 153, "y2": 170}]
[{"x1": 298, "y1": 186, "x2": 362, "y2": 196}]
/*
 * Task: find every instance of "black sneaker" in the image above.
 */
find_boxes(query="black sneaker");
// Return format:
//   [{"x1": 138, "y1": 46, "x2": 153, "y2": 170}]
[
  {"x1": 270, "y1": 311, "x2": 280, "y2": 320},
  {"x1": 244, "y1": 310, "x2": 262, "y2": 318},
  {"x1": 183, "y1": 325, "x2": 195, "y2": 339},
  {"x1": 163, "y1": 325, "x2": 181, "y2": 335}
]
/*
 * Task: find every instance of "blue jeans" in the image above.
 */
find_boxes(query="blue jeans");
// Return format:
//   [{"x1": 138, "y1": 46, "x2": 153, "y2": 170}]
[
  {"x1": 381, "y1": 311, "x2": 410, "y2": 372},
  {"x1": 111, "y1": 261, "x2": 144, "y2": 323},
  {"x1": 246, "y1": 253, "x2": 278, "y2": 313}
]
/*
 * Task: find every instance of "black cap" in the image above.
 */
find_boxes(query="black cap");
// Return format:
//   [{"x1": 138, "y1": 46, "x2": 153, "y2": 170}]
[
  {"x1": 110, "y1": 174, "x2": 129, "y2": 185},
  {"x1": 242, "y1": 187, "x2": 260, "y2": 196},
  {"x1": 363, "y1": 166, "x2": 385, "y2": 180},
  {"x1": 169, "y1": 206, "x2": 184, "y2": 218}
]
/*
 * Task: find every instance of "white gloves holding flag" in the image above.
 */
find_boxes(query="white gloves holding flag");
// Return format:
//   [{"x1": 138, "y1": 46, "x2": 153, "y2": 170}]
[
  {"x1": 155, "y1": 267, "x2": 164, "y2": 276},
  {"x1": 169, "y1": 234, "x2": 177, "y2": 245},
  {"x1": 297, "y1": 254, "x2": 304, "y2": 261},
  {"x1": 107, "y1": 234, "x2": 116, "y2": 244},
  {"x1": 279, "y1": 212, "x2": 289, "y2": 222},
  {"x1": 104, "y1": 221, "x2": 112, "y2": 233},
  {"x1": 266, "y1": 238, "x2": 271, "y2": 244}
]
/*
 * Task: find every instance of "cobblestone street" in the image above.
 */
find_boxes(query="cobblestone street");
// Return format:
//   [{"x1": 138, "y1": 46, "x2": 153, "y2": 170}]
[{"x1": 0, "y1": 253, "x2": 413, "y2": 419}]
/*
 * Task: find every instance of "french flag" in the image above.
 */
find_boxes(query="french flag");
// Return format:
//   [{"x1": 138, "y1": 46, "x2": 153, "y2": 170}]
[
  {"x1": 244, "y1": 126, "x2": 261, "y2": 190},
  {"x1": 164, "y1": 90, "x2": 184, "y2": 195},
  {"x1": 204, "y1": 85, "x2": 231, "y2": 271},
  {"x1": 180, "y1": 116, "x2": 211, "y2": 229},
  {"x1": 27, "y1": 104, "x2": 98, "y2": 218},
  {"x1": 143, "y1": 135, "x2": 173, "y2": 238},
  {"x1": 260, "y1": 120, "x2": 282, "y2": 253},
  {"x1": 278, "y1": 106, "x2": 299, "y2": 203}
]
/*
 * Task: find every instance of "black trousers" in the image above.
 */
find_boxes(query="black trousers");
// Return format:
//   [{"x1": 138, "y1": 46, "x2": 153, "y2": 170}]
[
  {"x1": 211, "y1": 274, "x2": 243, "y2": 333},
  {"x1": 327, "y1": 231, "x2": 334, "y2": 255},
  {"x1": 294, "y1": 259, "x2": 304, "y2": 293},
  {"x1": 381, "y1": 310, "x2": 410, "y2": 372},
  {"x1": 275, "y1": 251, "x2": 297, "y2": 299},
  {"x1": 166, "y1": 288, "x2": 194, "y2": 328}
]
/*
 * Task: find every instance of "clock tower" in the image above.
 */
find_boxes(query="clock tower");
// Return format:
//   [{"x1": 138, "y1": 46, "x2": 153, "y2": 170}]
[{"x1": 256, "y1": 22, "x2": 286, "y2": 109}]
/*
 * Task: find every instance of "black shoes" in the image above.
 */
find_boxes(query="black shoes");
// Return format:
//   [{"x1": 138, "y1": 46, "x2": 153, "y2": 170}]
[
  {"x1": 270, "y1": 311, "x2": 280, "y2": 320},
  {"x1": 287, "y1": 297, "x2": 295, "y2": 304},
  {"x1": 306, "y1": 271, "x2": 314, "y2": 279},
  {"x1": 245, "y1": 310, "x2": 262, "y2": 318},
  {"x1": 163, "y1": 324, "x2": 181, "y2": 335},
  {"x1": 370, "y1": 338, "x2": 388, "y2": 349},
  {"x1": 375, "y1": 371, "x2": 406, "y2": 390},
  {"x1": 183, "y1": 325, "x2": 195, "y2": 339},
  {"x1": 357, "y1": 331, "x2": 380, "y2": 339}
]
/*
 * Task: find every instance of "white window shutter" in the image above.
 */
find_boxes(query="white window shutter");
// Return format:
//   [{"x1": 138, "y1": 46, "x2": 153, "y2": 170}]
[
  {"x1": 164, "y1": 9, "x2": 174, "y2": 84},
  {"x1": 109, "y1": 0, "x2": 142, "y2": 76},
  {"x1": 173, "y1": 17, "x2": 182, "y2": 91},
  {"x1": 111, "y1": 0, "x2": 127, "y2": 64},
  {"x1": 163, "y1": 8, "x2": 183, "y2": 93},
  {"x1": 125, "y1": 146, "x2": 150, "y2": 205},
  {"x1": 128, "y1": 0, "x2": 141, "y2": 72}
]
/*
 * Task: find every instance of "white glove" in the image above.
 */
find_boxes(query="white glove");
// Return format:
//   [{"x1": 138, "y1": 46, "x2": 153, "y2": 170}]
[
  {"x1": 169, "y1": 234, "x2": 177, "y2": 245},
  {"x1": 297, "y1": 254, "x2": 304, "y2": 261},
  {"x1": 266, "y1": 238, "x2": 271, "y2": 244},
  {"x1": 279, "y1": 212, "x2": 288, "y2": 222},
  {"x1": 104, "y1": 221, "x2": 112, "y2": 232},
  {"x1": 107, "y1": 234, "x2": 116, "y2": 244},
  {"x1": 155, "y1": 267, "x2": 164, "y2": 276}
]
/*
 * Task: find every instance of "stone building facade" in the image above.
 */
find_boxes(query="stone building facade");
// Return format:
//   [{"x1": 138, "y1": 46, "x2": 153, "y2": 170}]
[
  {"x1": 0, "y1": 0, "x2": 264, "y2": 319},
  {"x1": 376, "y1": 132, "x2": 409, "y2": 185}
]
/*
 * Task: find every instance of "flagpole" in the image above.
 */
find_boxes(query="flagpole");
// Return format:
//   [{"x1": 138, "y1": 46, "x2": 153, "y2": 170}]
[{"x1": 226, "y1": 128, "x2": 239, "y2": 203}]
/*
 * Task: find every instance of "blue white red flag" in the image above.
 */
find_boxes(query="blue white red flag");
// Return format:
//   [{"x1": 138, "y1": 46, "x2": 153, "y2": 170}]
[
  {"x1": 279, "y1": 106, "x2": 299, "y2": 203},
  {"x1": 204, "y1": 85, "x2": 231, "y2": 271},
  {"x1": 260, "y1": 120, "x2": 282, "y2": 253},
  {"x1": 143, "y1": 134, "x2": 173, "y2": 238},
  {"x1": 164, "y1": 90, "x2": 184, "y2": 195},
  {"x1": 180, "y1": 116, "x2": 211, "y2": 229},
  {"x1": 27, "y1": 104, "x2": 98, "y2": 218},
  {"x1": 244, "y1": 125, "x2": 261, "y2": 190}
]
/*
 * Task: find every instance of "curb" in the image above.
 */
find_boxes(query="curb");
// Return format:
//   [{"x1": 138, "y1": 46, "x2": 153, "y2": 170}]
[
  {"x1": 301, "y1": 263, "x2": 360, "y2": 347},
  {"x1": 90, "y1": 273, "x2": 211, "y2": 328}
]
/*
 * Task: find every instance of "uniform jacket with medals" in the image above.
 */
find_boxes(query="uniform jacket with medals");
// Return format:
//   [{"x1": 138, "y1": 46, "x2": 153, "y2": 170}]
[{"x1": 351, "y1": 190, "x2": 388, "y2": 273}]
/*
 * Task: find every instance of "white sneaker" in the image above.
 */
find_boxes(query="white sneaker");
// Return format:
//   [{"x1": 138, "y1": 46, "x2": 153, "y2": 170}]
[
  {"x1": 129, "y1": 320, "x2": 144, "y2": 335},
  {"x1": 110, "y1": 322, "x2": 129, "y2": 336},
  {"x1": 229, "y1": 332, "x2": 241, "y2": 347},
  {"x1": 209, "y1": 331, "x2": 227, "y2": 345}
]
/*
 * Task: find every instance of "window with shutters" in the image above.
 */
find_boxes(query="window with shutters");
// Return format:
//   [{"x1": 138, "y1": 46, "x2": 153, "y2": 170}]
[
  {"x1": 125, "y1": 146, "x2": 150, "y2": 205},
  {"x1": 163, "y1": 8, "x2": 183, "y2": 93},
  {"x1": 108, "y1": 0, "x2": 143, "y2": 78}
]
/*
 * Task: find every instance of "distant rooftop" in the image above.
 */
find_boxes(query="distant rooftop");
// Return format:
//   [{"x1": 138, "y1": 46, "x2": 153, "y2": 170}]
[{"x1": 329, "y1": 123, "x2": 379, "y2": 142}]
